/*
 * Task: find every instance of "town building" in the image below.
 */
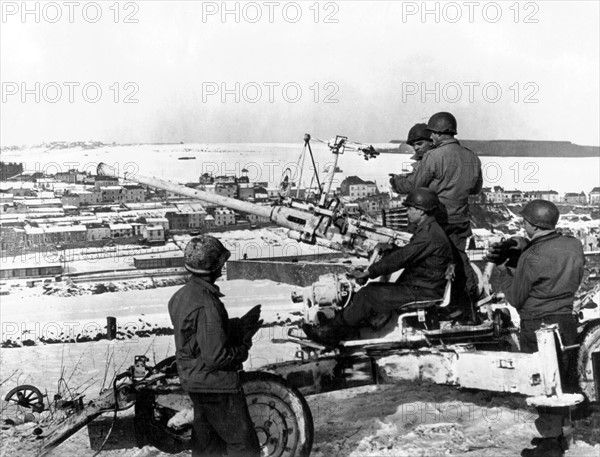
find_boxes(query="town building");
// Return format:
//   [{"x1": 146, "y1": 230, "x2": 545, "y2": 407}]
[
  {"x1": 238, "y1": 184, "x2": 255, "y2": 201},
  {"x1": 145, "y1": 217, "x2": 169, "y2": 231},
  {"x1": 564, "y1": 192, "x2": 587, "y2": 204},
  {"x1": 2, "y1": 182, "x2": 35, "y2": 197},
  {"x1": 95, "y1": 177, "x2": 119, "y2": 188},
  {"x1": 213, "y1": 208, "x2": 236, "y2": 226},
  {"x1": 589, "y1": 187, "x2": 600, "y2": 205},
  {"x1": 15, "y1": 198, "x2": 63, "y2": 212},
  {"x1": 55, "y1": 169, "x2": 86, "y2": 184},
  {"x1": 166, "y1": 211, "x2": 189, "y2": 230},
  {"x1": 23, "y1": 226, "x2": 45, "y2": 247},
  {"x1": 142, "y1": 225, "x2": 165, "y2": 243},
  {"x1": 175, "y1": 202, "x2": 207, "y2": 228},
  {"x1": 85, "y1": 223, "x2": 111, "y2": 241},
  {"x1": 100, "y1": 186, "x2": 124, "y2": 203},
  {"x1": 340, "y1": 176, "x2": 378, "y2": 200},
  {"x1": 108, "y1": 223, "x2": 134, "y2": 238},
  {"x1": 123, "y1": 185, "x2": 146, "y2": 203},
  {"x1": 133, "y1": 252, "x2": 184, "y2": 269},
  {"x1": 215, "y1": 183, "x2": 238, "y2": 199},
  {"x1": 0, "y1": 162, "x2": 24, "y2": 181},
  {"x1": 43, "y1": 225, "x2": 87, "y2": 244}
]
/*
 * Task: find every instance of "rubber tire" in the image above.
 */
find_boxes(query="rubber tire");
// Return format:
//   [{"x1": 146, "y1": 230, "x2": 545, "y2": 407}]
[
  {"x1": 577, "y1": 322, "x2": 600, "y2": 402},
  {"x1": 134, "y1": 369, "x2": 314, "y2": 457}
]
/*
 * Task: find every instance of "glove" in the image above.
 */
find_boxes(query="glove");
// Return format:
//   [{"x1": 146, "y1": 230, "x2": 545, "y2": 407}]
[
  {"x1": 485, "y1": 237, "x2": 525, "y2": 268},
  {"x1": 242, "y1": 319, "x2": 263, "y2": 348},
  {"x1": 240, "y1": 305, "x2": 261, "y2": 329}
]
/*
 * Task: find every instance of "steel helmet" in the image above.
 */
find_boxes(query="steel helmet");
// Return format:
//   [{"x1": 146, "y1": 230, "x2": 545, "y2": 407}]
[
  {"x1": 406, "y1": 123, "x2": 432, "y2": 146},
  {"x1": 402, "y1": 187, "x2": 440, "y2": 212},
  {"x1": 184, "y1": 235, "x2": 231, "y2": 274},
  {"x1": 520, "y1": 200, "x2": 560, "y2": 230},
  {"x1": 426, "y1": 112, "x2": 458, "y2": 135}
]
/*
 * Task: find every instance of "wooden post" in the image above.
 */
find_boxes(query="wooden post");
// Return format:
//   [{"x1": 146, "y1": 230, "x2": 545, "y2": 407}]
[{"x1": 107, "y1": 316, "x2": 117, "y2": 340}]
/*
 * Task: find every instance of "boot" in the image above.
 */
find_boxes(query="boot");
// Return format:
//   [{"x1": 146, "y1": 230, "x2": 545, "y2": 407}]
[
  {"x1": 301, "y1": 315, "x2": 358, "y2": 349},
  {"x1": 521, "y1": 437, "x2": 564, "y2": 457}
]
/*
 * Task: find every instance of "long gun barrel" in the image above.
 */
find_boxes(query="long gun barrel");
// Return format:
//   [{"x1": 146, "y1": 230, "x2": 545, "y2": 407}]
[{"x1": 97, "y1": 163, "x2": 411, "y2": 257}]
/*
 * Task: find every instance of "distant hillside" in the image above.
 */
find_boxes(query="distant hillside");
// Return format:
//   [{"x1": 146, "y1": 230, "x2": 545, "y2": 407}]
[{"x1": 387, "y1": 140, "x2": 599, "y2": 157}]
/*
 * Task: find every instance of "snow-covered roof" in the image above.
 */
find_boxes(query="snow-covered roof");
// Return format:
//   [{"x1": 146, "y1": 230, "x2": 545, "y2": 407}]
[
  {"x1": 44, "y1": 225, "x2": 87, "y2": 233},
  {"x1": 108, "y1": 223, "x2": 133, "y2": 230}
]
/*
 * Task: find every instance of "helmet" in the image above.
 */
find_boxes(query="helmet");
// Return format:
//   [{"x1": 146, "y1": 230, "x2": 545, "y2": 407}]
[
  {"x1": 402, "y1": 187, "x2": 440, "y2": 212},
  {"x1": 184, "y1": 235, "x2": 231, "y2": 274},
  {"x1": 520, "y1": 200, "x2": 560, "y2": 230},
  {"x1": 426, "y1": 112, "x2": 457, "y2": 135},
  {"x1": 406, "y1": 123, "x2": 431, "y2": 146}
]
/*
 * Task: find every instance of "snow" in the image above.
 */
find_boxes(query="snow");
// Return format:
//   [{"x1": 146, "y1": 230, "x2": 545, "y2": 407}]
[{"x1": 2, "y1": 278, "x2": 599, "y2": 456}]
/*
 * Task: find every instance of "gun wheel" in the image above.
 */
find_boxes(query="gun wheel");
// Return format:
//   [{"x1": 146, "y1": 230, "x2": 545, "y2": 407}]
[
  {"x1": 577, "y1": 323, "x2": 600, "y2": 402},
  {"x1": 134, "y1": 362, "x2": 313, "y2": 457},
  {"x1": 2, "y1": 385, "x2": 45, "y2": 422},
  {"x1": 242, "y1": 371, "x2": 314, "y2": 457}
]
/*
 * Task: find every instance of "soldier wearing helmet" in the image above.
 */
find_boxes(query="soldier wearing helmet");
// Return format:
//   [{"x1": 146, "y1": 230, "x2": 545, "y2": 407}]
[
  {"x1": 487, "y1": 200, "x2": 585, "y2": 354},
  {"x1": 168, "y1": 235, "x2": 262, "y2": 457},
  {"x1": 395, "y1": 112, "x2": 483, "y2": 306},
  {"x1": 389, "y1": 123, "x2": 433, "y2": 193},
  {"x1": 303, "y1": 188, "x2": 454, "y2": 347}
]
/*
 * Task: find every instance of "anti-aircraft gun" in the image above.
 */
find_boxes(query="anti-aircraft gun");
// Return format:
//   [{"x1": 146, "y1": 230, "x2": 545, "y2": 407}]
[
  {"x1": 94, "y1": 136, "x2": 600, "y2": 451},
  {"x1": 4, "y1": 136, "x2": 599, "y2": 456}
]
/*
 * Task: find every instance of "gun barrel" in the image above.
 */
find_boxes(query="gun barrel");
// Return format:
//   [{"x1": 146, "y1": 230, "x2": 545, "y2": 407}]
[{"x1": 97, "y1": 162, "x2": 273, "y2": 219}]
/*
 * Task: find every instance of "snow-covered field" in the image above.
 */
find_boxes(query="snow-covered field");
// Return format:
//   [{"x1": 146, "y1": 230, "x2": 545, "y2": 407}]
[{"x1": 1, "y1": 278, "x2": 600, "y2": 456}]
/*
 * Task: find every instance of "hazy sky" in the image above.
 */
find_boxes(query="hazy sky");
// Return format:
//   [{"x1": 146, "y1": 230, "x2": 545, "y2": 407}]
[{"x1": 1, "y1": 1, "x2": 599, "y2": 146}]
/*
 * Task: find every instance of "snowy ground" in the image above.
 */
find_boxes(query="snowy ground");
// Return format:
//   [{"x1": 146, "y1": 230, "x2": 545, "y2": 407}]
[{"x1": 2, "y1": 279, "x2": 600, "y2": 456}]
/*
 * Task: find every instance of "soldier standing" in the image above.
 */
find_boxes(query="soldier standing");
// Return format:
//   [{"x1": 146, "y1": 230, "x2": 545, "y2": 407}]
[
  {"x1": 168, "y1": 235, "x2": 262, "y2": 457},
  {"x1": 401, "y1": 112, "x2": 483, "y2": 304},
  {"x1": 489, "y1": 200, "x2": 585, "y2": 353},
  {"x1": 389, "y1": 123, "x2": 433, "y2": 192}
]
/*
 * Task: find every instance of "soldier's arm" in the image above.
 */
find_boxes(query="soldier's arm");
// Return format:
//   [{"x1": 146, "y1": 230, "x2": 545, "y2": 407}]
[
  {"x1": 410, "y1": 153, "x2": 435, "y2": 189},
  {"x1": 500, "y1": 254, "x2": 535, "y2": 310},
  {"x1": 196, "y1": 300, "x2": 248, "y2": 370},
  {"x1": 390, "y1": 173, "x2": 416, "y2": 194},
  {"x1": 368, "y1": 233, "x2": 430, "y2": 278}
]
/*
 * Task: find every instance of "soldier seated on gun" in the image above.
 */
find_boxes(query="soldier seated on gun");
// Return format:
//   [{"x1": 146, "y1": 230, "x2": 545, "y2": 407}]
[{"x1": 302, "y1": 188, "x2": 454, "y2": 348}]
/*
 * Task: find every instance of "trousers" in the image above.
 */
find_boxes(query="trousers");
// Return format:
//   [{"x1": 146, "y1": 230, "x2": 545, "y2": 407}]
[
  {"x1": 342, "y1": 282, "x2": 443, "y2": 326},
  {"x1": 188, "y1": 390, "x2": 261, "y2": 457},
  {"x1": 520, "y1": 313, "x2": 579, "y2": 392},
  {"x1": 442, "y1": 221, "x2": 480, "y2": 302}
]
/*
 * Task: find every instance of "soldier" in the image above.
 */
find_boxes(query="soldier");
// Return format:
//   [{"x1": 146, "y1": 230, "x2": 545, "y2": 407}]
[
  {"x1": 389, "y1": 123, "x2": 433, "y2": 192},
  {"x1": 303, "y1": 188, "x2": 454, "y2": 347},
  {"x1": 168, "y1": 235, "x2": 262, "y2": 457},
  {"x1": 488, "y1": 200, "x2": 585, "y2": 354},
  {"x1": 489, "y1": 201, "x2": 585, "y2": 457},
  {"x1": 397, "y1": 112, "x2": 483, "y2": 304}
]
